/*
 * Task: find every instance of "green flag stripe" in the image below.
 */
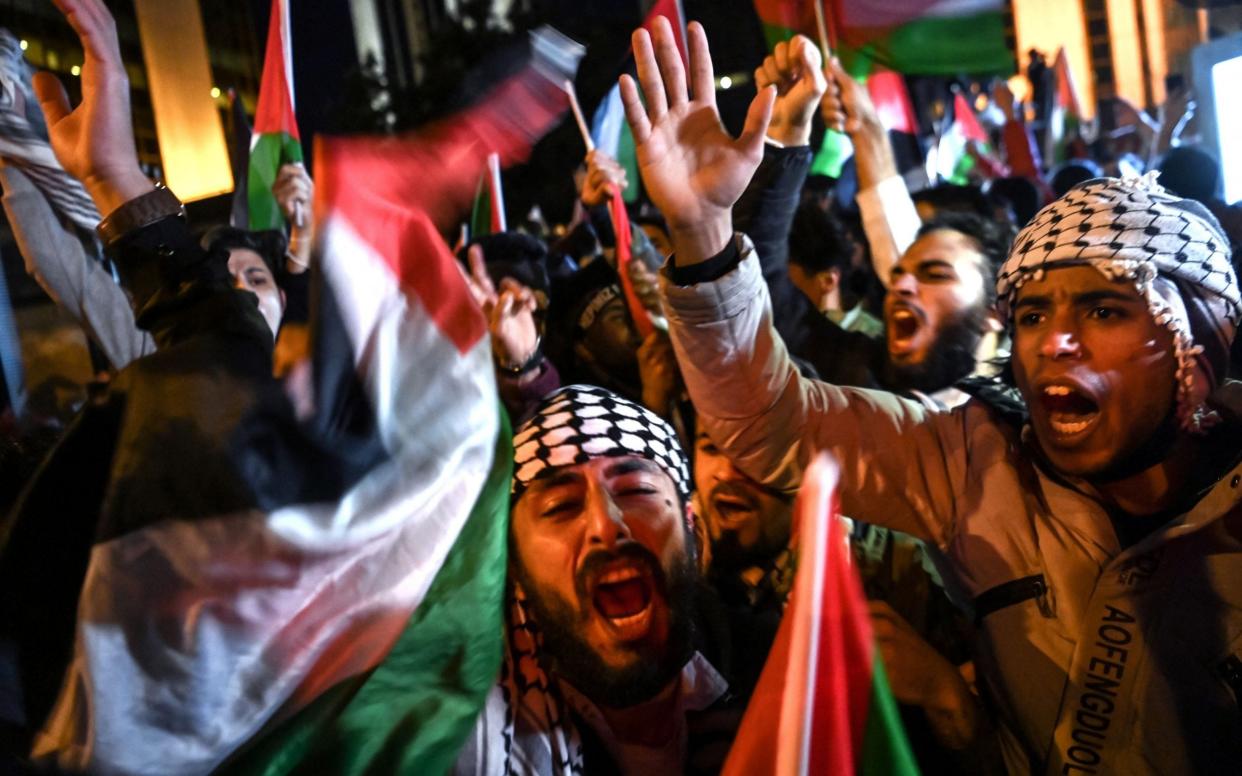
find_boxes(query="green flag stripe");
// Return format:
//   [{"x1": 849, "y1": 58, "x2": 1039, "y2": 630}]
[
  {"x1": 470, "y1": 175, "x2": 493, "y2": 238},
  {"x1": 616, "y1": 121, "x2": 640, "y2": 205},
  {"x1": 859, "y1": 652, "x2": 921, "y2": 775},
  {"x1": 249, "y1": 131, "x2": 303, "y2": 232},
  {"x1": 839, "y1": 12, "x2": 1010, "y2": 76},
  {"x1": 222, "y1": 409, "x2": 513, "y2": 775}
]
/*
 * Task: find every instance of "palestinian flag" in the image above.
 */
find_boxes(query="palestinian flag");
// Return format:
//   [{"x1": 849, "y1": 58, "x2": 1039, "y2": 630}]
[
  {"x1": 723, "y1": 454, "x2": 919, "y2": 776},
  {"x1": 809, "y1": 68, "x2": 921, "y2": 180},
  {"x1": 469, "y1": 152, "x2": 507, "y2": 237},
  {"x1": 936, "y1": 90, "x2": 990, "y2": 185},
  {"x1": 249, "y1": 0, "x2": 303, "y2": 232},
  {"x1": 756, "y1": 1, "x2": 1011, "y2": 76},
  {"x1": 26, "y1": 28, "x2": 581, "y2": 775},
  {"x1": 1049, "y1": 47, "x2": 1086, "y2": 164},
  {"x1": 592, "y1": 83, "x2": 640, "y2": 205},
  {"x1": 227, "y1": 87, "x2": 253, "y2": 229}
]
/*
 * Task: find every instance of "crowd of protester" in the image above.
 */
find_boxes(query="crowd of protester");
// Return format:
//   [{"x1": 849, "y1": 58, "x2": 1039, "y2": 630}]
[{"x1": 1, "y1": 1, "x2": 1241, "y2": 774}]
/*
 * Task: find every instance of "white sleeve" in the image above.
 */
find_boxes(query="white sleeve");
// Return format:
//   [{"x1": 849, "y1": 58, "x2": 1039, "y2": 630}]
[{"x1": 855, "y1": 174, "x2": 921, "y2": 289}]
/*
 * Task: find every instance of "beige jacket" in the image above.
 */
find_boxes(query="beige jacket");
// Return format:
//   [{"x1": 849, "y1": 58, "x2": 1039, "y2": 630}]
[{"x1": 661, "y1": 240, "x2": 1242, "y2": 775}]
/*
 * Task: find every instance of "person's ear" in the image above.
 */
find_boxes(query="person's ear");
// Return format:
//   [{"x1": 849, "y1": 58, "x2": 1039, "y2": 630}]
[
  {"x1": 820, "y1": 268, "x2": 841, "y2": 294},
  {"x1": 279, "y1": 289, "x2": 287, "y2": 313}
]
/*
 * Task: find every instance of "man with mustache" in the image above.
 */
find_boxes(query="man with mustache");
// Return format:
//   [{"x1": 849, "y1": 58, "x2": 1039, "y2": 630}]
[
  {"x1": 456, "y1": 385, "x2": 742, "y2": 776},
  {"x1": 626, "y1": 18, "x2": 1242, "y2": 774}
]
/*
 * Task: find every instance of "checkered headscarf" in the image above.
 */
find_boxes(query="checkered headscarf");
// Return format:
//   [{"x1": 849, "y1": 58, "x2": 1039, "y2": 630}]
[
  {"x1": 512, "y1": 384, "x2": 690, "y2": 502},
  {"x1": 997, "y1": 174, "x2": 1241, "y2": 432}
]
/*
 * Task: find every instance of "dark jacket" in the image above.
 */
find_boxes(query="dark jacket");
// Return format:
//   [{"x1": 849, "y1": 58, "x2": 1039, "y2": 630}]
[{"x1": 732, "y1": 146, "x2": 883, "y2": 389}]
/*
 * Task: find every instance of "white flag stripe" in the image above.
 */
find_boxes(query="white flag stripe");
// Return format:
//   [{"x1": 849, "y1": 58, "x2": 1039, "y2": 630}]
[{"x1": 35, "y1": 213, "x2": 498, "y2": 775}]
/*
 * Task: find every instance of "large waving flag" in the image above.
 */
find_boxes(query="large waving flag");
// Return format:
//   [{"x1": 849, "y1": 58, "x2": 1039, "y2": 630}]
[
  {"x1": 756, "y1": 1, "x2": 1010, "y2": 76},
  {"x1": 30, "y1": 26, "x2": 581, "y2": 775},
  {"x1": 723, "y1": 454, "x2": 919, "y2": 775},
  {"x1": 249, "y1": 0, "x2": 302, "y2": 231}
]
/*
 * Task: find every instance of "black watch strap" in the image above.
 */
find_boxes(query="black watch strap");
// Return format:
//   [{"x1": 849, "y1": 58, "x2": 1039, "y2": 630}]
[{"x1": 96, "y1": 184, "x2": 186, "y2": 248}]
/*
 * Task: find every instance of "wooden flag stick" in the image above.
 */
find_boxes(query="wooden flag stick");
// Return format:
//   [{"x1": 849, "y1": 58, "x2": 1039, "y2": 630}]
[
  {"x1": 564, "y1": 79, "x2": 595, "y2": 153},
  {"x1": 812, "y1": 1, "x2": 831, "y2": 62}
]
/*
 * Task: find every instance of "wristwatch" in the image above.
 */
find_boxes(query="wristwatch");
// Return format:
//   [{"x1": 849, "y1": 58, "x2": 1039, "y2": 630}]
[{"x1": 96, "y1": 183, "x2": 186, "y2": 248}]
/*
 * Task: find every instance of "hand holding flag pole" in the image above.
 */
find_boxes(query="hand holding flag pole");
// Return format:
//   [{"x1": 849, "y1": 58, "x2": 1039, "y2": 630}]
[{"x1": 564, "y1": 78, "x2": 655, "y2": 338}]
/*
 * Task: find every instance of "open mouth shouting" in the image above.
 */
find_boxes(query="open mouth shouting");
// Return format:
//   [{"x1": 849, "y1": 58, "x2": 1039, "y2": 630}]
[
  {"x1": 710, "y1": 484, "x2": 759, "y2": 528},
  {"x1": 886, "y1": 302, "x2": 926, "y2": 360},
  {"x1": 1037, "y1": 381, "x2": 1101, "y2": 442},
  {"x1": 588, "y1": 560, "x2": 658, "y2": 642}
]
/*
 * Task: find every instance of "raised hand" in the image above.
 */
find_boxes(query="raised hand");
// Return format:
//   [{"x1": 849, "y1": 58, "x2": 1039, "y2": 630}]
[
  {"x1": 33, "y1": 0, "x2": 152, "y2": 215},
  {"x1": 459, "y1": 245, "x2": 540, "y2": 370},
  {"x1": 273, "y1": 163, "x2": 313, "y2": 228},
  {"x1": 754, "y1": 35, "x2": 826, "y2": 147},
  {"x1": 273, "y1": 163, "x2": 315, "y2": 272},
  {"x1": 821, "y1": 56, "x2": 895, "y2": 188},
  {"x1": 820, "y1": 56, "x2": 880, "y2": 137},
  {"x1": 619, "y1": 17, "x2": 775, "y2": 266},
  {"x1": 580, "y1": 150, "x2": 629, "y2": 208}
]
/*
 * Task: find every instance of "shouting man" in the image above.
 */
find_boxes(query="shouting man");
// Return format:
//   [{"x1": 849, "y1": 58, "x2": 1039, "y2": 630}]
[{"x1": 623, "y1": 18, "x2": 1242, "y2": 775}]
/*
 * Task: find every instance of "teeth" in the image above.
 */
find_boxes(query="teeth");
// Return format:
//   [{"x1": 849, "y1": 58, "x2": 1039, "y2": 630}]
[
  {"x1": 892, "y1": 309, "x2": 916, "y2": 321},
  {"x1": 599, "y1": 568, "x2": 640, "y2": 585},
  {"x1": 1044, "y1": 385, "x2": 1072, "y2": 396},
  {"x1": 1050, "y1": 419, "x2": 1091, "y2": 435}
]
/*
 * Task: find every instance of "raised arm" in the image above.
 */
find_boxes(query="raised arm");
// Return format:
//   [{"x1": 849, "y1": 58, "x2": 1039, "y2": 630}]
[
  {"x1": 0, "y1": 165, "x2": 152, "y2": 368},
  {"x1": 34, "y1": 0, "x2": 267, "y2": 349},
  {"x1": 625, "y1": 18, "x2": 966, "y2": 545},
  {"x1": 734, "y1": 35, "x2": 821, "y2": 290},
  {"x1": 821, "y1": 57, "x2": 919, "y2": 288}
]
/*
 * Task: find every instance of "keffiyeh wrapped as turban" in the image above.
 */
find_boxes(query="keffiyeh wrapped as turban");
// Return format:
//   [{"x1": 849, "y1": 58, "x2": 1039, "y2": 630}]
[
  {"x1": 997, "y1": 174, "x2": 1241, "y2": 432},
  {"x1": 511, "y1": 384, "x2": 691, "y2": 502}
]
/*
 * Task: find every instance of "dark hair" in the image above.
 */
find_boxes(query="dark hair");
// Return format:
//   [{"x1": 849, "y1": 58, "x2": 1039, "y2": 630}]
[
  {"x1": 911, "y1": 184, "x2": 992, "y2": 219},
  {"x1": 1050, "y1": 160, "x2": 1103, "y2": 199},
  {"x1": 200, "y1": 226, "x2": 287, "y2": 277},
  {"x1": 788, "y1": 200, "x2": 857, "y2": 274},
  {"x1": 986, "y1": 176, "x2": 1042, "y2": 228},
  {"x1": 1157, "y1": 146, "x2": 1222, "y2": 204},
  {"x1": 464, "y1": 232, "x2": 553, "y2": 295},
  {"x1": 916, "y1": 212, "x2": 1014, "y2": 305}
]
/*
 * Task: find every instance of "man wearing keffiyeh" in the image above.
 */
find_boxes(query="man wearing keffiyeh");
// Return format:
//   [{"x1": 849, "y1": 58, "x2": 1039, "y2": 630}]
[
  {"x1": 455, "y1": 384, "x2": 744, "y2": 776},
  {"x1": 626, "y1": 17, "x2": 1242, "y2": 774}
]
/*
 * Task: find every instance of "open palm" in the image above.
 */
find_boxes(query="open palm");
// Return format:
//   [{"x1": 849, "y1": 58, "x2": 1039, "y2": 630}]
[
  {"x1": 33, "y1": 0, "x2": 148, "y2": 214},
  {"x1": 620, "y1": 18, "x2": 773, "y2": 261}
]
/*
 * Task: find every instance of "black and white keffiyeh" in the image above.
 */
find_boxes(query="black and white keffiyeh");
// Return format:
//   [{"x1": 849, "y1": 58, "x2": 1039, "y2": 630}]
[
  {"x1": 997, "y1": 174, "x2": 1241, "y2": 432},
  {"x1": 0, "y1": 28, "x2": 102, "y2": 236},
  {"x1": 512, "y1": 384, "x2": 691, "y2": 502}
]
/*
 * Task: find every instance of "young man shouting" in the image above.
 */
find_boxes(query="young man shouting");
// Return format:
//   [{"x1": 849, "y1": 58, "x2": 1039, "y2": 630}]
[{"x1": 622, "y1": 17, "x2": 1242, "y2": 774}]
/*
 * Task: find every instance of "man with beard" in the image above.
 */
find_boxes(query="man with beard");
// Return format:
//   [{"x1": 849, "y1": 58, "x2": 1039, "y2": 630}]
[
  {"x1": 455, "y1": 385, "x2": 743, "y2": 776},
  {"x1": 737, "y1": 35, "x2": 1009, "y2": 410},
  {"x1": 625, "y1": 19, "x2": 1242, "y2": 773}
]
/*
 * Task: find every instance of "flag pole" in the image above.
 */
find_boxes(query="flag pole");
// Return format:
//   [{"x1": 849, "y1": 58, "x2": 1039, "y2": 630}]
[
  {"x1": 812, "y1": 1, "x2": 831, "y2": 62},
  {"x1": 563, "y1": 79, "x2": 595, "y2": 152}
]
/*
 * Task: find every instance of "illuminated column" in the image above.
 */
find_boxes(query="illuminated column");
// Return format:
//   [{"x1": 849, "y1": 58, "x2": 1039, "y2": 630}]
[
  {"x1": 132, "y1": 0, "x2": 233, "y2": 202},
  {"x1": 1105, "y1": 0, "x2": 1146, "y2": 105},
  {"x1": 1141, "y1": 0, "x2": 1169, "y2": 105},
  {"x1": 1011, "y1": 0, "x2": 1096, "y2": 117}
]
